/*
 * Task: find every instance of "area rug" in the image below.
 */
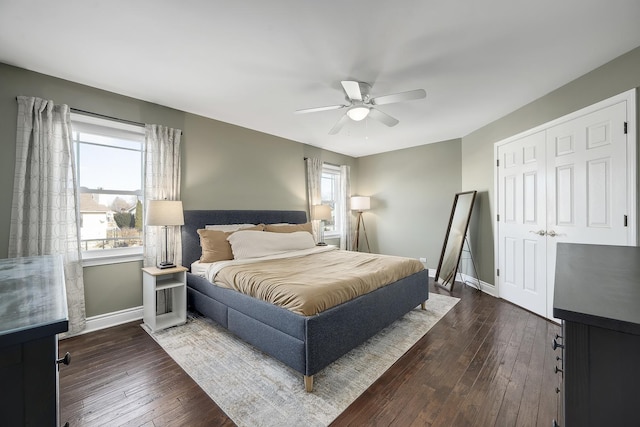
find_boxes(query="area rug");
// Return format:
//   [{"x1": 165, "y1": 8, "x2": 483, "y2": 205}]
[{"x1": 144, "y1": 293, "x2": 459, "y2": 427}]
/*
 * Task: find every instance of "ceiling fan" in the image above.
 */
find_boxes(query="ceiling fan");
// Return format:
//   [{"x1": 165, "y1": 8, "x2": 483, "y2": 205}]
[{"x1": 295, "y1": 81, "x2": 426, "y2": 135}]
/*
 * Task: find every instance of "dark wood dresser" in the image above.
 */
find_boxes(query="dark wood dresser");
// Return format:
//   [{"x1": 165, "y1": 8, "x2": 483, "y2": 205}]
[
  {"x1": 0, "y1": 255, "x2": 69, "y2": 426},
  {"x1": 553, "y1": 243, "x2": 640, "y2": 426}
]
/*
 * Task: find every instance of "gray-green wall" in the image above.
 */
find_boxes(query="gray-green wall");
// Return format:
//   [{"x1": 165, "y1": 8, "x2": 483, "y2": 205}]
[
  {"x1": 0, "y1": 63, "x2": 355, "y2": 317},
  {"x1": 461, "y1": 45, "x2": 640, "y2": 283},
  {"x1": 356, "y1": 140, "x2": 462, "y2": 269}
]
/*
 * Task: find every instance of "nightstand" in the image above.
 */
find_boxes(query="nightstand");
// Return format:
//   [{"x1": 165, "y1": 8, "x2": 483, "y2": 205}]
[{"x1": 142, "y1": 265, "x2": 188, "y2": 332}]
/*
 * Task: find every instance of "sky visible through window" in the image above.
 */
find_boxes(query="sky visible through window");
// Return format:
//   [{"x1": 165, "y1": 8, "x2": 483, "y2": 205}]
[{"x1": 76, "y1": 132, "x2": 142, "y2": 193}]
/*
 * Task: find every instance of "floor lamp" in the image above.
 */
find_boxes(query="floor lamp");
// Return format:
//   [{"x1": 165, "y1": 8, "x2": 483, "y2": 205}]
[{"x1": 351, "y1": 196, "x2": 371, "y2": 252}]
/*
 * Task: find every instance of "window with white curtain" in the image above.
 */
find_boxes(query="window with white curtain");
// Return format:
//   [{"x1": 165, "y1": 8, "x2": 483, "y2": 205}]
[
  {"x1": 321, "y1": 164, "x2": 342, "y2": 238},
  {"x1": 71, "y1": 113, "x2": 145, "y2": 265}
]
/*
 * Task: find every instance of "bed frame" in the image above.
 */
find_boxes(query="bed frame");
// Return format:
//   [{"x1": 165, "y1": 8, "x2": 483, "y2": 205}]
[{"x1": 182, "y1": 210, "x2": 429, "y2": 391}]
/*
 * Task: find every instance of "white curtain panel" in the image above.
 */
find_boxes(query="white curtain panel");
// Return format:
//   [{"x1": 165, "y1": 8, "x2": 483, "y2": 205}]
[
  {"x1": 143, "y1": 124, "x2": 182, "y2": 268},
  {"x1": 305, "y1": 157, "x2": 322, "y2": 242},
  {"x1": 9, "y1": 96, "x2": 86, "y2": 335},
  {"x1": 339, "y1": 165, "x2": 352, "y2": 250}
]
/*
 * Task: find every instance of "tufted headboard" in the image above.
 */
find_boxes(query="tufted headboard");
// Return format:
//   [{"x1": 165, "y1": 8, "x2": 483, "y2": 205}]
[{"x1": 181, "y1": 209, "x2": 308, "y2": 270}]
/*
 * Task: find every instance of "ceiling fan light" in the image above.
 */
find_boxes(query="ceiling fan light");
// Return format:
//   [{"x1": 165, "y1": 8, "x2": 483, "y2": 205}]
[{"x1": 347, "y1": 106, "x2": 370, "y2": 121}]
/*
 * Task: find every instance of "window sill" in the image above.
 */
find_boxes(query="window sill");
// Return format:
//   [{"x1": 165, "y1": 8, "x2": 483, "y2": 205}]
[{"x1": 82, "y1": 251, "x2": 144, "y2": 267}]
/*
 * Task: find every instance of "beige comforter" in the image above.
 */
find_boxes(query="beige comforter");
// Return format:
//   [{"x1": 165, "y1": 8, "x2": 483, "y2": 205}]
[{"x1": 212, "y1": 248, "x2": 425, "y2": 316}]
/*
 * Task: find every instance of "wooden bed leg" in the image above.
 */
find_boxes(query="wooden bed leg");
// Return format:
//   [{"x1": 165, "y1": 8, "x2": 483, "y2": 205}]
[
  {"x1": 304, "y1": 375, "x2": 314, "y2": 392},
  {"x1": 421, "y1": 302, "x2": 426, "y2": 310}
]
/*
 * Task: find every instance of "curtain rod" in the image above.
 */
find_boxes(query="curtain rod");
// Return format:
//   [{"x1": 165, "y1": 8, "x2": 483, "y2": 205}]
[
  {"x1": 15, "y1": 97, "x2": 145, "y2": 127},
  {"x1": 303, "y1": 157, "x2": 340, "y2": 168},
  {"x1": 70, "y1": 108, "x2": 145, "y2": 128}
]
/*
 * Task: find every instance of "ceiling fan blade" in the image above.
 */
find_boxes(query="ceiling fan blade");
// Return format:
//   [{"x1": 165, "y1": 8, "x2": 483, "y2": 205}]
[
  {"x1": 329, "y1": 113, "x2": 350, "y2": 135},
  {"x1": 341, "y1": 81, "x2": 363, "y2": 101},
  {"x1": 368, "y1": 108, "x2": 399, "y2": 127},
  {"x1": 370, "y1": 89, "x2": 426, "y2": 106},
  {"x1": 295, "y1": 104, "x2": 346, "y2": 114}
]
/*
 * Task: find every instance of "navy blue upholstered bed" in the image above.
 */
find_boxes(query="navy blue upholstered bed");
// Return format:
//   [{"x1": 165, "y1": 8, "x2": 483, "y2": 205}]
[{"x1": 182, "y1": 210, "x2": 429, "y2": 392}]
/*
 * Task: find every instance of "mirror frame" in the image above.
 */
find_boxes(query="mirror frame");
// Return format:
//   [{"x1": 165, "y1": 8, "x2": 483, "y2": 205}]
[{"x1": 435, "y1": 190, "x2": 477, "y2": 291}]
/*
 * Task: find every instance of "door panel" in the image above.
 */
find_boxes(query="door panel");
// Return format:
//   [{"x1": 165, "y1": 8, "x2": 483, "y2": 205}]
[
  {"x1": 545, "y1": 101, "x2": 629, "y2": 319},
  {"x1": 497, "y1": 130, "x2": 547, "y2": 317}
]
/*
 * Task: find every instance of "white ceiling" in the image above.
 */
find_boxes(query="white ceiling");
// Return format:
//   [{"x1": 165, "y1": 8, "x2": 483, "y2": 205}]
[{"x1": 1, "y1": 1, "x2": 639, "y2": 158}]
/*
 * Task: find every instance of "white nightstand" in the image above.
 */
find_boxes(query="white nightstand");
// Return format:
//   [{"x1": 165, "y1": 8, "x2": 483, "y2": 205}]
[{"x1": 142, "y1": 265, "x2": 188, "y2": 332}]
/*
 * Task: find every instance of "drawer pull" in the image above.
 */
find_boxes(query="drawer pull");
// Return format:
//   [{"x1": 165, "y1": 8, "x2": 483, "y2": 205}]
[
  {"x1": 552, "y1": 338, "x2": 564, "y2": 350},
  {"x1": 556, "y1": 387, "x2": 561, "y2": 393},
  {"x1": 555, "y1": 366, "x2": 563, "y2": 374},
  {"x1": 553, "y1": 420, "x2": 560, "y2": 427},
  {"x1": 57, "y1": 352, "x2": 71, "y2": 366}
]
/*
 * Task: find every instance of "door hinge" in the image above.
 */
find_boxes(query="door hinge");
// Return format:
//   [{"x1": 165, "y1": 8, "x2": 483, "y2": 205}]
[
  {"x1": 624, "y1": 215, "x2": 628, "y2": 227},
  {"x1": 624, "y1": 122, "x2": 628, "y2": 134},
  {"x1": 497, "y1": 214, "x2": 500, "y2": 222},
  {"x1": 496, "y1": 159, "x2": 500, "y2": 167},
  {"x1": 496, "y1": 269, "x2": 500, "y2": 277}
]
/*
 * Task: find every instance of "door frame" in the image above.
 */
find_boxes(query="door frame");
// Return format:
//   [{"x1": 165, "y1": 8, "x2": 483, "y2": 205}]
[{"x1": 493, "y1": 89, "x2": 637, "y2": 304}]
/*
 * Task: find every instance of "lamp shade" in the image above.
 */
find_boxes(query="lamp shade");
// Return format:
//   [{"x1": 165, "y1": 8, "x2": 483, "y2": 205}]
[
  {"x1": 351, "y1": 196, "x2": 370, "y2": 211},
  {"x1": 312, "y1": 204, "x2": 332, "y2": 221},
  {"x1": 146, "y1": 200, "x2": 184, "y2": 226}
]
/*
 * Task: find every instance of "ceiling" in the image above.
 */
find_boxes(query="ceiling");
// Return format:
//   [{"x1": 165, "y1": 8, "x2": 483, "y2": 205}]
[{"x1": 1, "y1": 1, "x2": 639, "y2": 158}]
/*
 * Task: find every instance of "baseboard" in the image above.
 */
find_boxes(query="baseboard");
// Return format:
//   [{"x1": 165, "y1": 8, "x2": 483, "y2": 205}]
[
  {"x1": 459, "y1": 273, "x2": 498, "y2": 297},
  {"x1": 81, "y1": 306, "x2": 144, "y2": 335},
  {"x1": 428, "y1": 269, "x2": 497, "y2": 297}
]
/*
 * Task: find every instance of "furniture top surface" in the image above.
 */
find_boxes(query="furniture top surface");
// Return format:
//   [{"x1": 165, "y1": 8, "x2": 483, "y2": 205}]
[
  {"x1": 142, "y1": 265, "x2": 188, "y2": 275},
  {"x1": 553, "y1": 243, "x2": 640, "y2": 335},
  {"x1": 0, "y1": 255, "x2": 69, "y2": 343}
]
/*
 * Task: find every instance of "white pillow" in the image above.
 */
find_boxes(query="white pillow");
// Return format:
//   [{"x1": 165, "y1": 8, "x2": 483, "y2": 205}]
[
  {"x1": 227, "y1": 230, "x2": 316, "y2": 259},
  {"x1": 205, "y1": 223, "x2": 257, "y2": 232}
]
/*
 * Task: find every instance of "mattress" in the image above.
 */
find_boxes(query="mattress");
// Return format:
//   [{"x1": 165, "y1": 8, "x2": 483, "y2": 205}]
[{"x1": 195, "y1": 247, "x2": 424, "y2": 315}]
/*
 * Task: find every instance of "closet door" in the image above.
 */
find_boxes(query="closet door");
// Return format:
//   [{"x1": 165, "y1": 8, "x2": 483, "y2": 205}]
[
  {"x1": 496, "y1": 91, "x2": 635, "y2": 320},
  {"x1": 497, "y1": 131, "x2": 547, "y2": 318},
  {"x1": 545, "y1": 100, "x2": 630, "y2": 318}
]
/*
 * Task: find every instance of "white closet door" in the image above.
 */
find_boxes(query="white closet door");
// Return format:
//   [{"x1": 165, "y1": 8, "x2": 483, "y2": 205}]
[
  {"x1": 545, "y1": 100, "x2": 630, "y2": 318},
  {"x1": 497, "y1": 131, "x2": 547, "y2": 317},
  {"x1": 496, "y1": 93, "x2": 634, "y2": 320}
]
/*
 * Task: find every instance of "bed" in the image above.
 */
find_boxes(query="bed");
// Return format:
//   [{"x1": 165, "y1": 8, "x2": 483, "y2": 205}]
[{"x1": 182, "y1": 210, "x2": 429, "y2": 392}]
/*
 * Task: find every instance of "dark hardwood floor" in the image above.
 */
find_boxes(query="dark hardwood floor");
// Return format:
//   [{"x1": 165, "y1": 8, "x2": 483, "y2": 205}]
[{"x1": 59, "y1": 281, "x2": 561, "y2": 426}]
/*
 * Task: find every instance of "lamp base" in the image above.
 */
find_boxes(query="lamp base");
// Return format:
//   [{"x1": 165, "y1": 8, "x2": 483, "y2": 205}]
[{"x1": 157, "y1": 261, "x2": 176, "y2": 269}]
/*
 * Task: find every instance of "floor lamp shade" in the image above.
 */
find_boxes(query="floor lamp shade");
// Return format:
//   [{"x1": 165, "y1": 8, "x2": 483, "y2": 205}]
[
  {"x1": 146, "y1": 200, "x2": 184, "y2": 268},
  {"x1": 351, "y1": 196, "x2": 370, "y2": 212}
]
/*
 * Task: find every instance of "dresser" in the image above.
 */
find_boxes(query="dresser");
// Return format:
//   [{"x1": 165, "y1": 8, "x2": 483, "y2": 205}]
[
  {"x1": 553, "y1": 243, "x2": 640, "y2": 426},
  {"x1": 0, "y1": 255, "x2": 69, "y2": 426}
]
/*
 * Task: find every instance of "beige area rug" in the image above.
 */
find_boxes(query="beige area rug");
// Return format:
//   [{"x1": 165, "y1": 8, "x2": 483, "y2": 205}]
[{"x1": 144, "y1": 293, "x2": 459, "y2": 427}]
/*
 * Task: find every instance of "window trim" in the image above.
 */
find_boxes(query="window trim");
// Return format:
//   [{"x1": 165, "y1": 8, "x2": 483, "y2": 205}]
[{"x1": 71, "y1": 113, "x2": 145, "y2": 265}]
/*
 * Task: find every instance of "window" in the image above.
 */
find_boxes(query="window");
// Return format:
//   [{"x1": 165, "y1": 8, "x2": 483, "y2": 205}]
[
  {"x1": 71, "y1": 113, "x2": 145, "y2": 265},
  {"x1": 320, "y1": 164, "x2": 342, "y2": 238}
]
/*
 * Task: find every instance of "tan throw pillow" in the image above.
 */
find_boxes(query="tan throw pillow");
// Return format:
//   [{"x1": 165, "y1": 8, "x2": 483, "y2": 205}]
[
  {"x1": 264, "y1": 222, "x2": 312, "y2": 234},
  {"x1": 198, "y1": 224, "x2": 264, "y2": 263}
]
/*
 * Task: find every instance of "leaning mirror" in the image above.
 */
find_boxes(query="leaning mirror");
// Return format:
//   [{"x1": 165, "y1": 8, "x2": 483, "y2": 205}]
[{"x1": 435, "y1": 190, "x2": 477, "y2": 291}]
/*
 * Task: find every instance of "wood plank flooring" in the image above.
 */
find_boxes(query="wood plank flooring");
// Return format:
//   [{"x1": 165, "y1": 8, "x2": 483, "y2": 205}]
[{"x1": 59, "y1": 281, "x2": 561, "y2": 426}]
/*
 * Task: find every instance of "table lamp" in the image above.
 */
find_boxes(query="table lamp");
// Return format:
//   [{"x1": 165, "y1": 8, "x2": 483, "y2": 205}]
[
  {"x1": 146, "y1": 200, "x2": 184, "y2": 268},
  {"x1": 312, "y1": 204, "x2": 332, "y2": 245}
]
